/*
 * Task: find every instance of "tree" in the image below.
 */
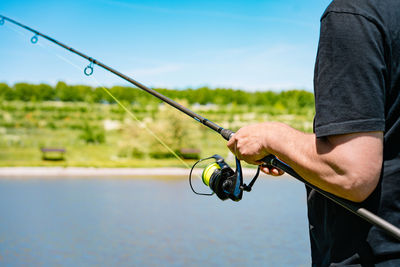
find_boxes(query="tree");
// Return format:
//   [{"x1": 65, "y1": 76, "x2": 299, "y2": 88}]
[
  {"x1": 149, "y1": 100, "x2": 195, "y2": 158},
  {"x1": 14, "y1": 83, "x2": 35, "y2": 101},
  {"x1": 0, "y1": 83, "x2": 14, "y2": 100},
  {"x1": 36, "y1": 83, "x2": 55, "y2": 101}
]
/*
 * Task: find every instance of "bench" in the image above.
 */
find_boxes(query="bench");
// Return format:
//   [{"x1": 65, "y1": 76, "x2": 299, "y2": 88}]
[{"x1": 41, "y1": 148, "x2": 66, "y2": 161}]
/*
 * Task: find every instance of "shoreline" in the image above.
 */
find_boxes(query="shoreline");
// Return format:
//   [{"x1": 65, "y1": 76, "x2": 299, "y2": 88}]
[{"x1": 0, "y1": 166, "x2": 276, "y2": 178}]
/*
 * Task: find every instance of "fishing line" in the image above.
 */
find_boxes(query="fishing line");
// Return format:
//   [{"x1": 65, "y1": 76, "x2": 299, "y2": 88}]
[
  {"x1": 50, "y1": 54, "x2": 192, "y2": 169},
  {"x1": 2, "y1": 20, "x2": 191, "y2": 169}
]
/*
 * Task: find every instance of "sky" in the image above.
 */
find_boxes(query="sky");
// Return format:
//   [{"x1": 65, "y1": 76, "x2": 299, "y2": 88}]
[{"x1": 0, "y1": 0, "x2": 332, "y2": 91}]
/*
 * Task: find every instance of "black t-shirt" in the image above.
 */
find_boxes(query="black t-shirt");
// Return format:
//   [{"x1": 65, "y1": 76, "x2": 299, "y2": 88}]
[{"x1": 311, "y1": 0, "x2": 400, "y2": 265}]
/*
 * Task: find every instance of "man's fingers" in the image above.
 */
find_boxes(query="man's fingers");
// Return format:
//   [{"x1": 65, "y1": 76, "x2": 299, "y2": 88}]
[
  {"x1": 226, "y1": 134, "x2": 237, "y2": 154},
  {"x1": 260, "y1": 165, "x2": 285, "y2": 176}
]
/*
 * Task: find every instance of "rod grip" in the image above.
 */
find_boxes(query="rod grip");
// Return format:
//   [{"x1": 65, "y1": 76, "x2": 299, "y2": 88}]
[
  {"x1": 221, "y1": 128, "x2": 234, "y2": 141},
  {"x1": 261, "y1": 154, "x2": 400, "y2": 241}
]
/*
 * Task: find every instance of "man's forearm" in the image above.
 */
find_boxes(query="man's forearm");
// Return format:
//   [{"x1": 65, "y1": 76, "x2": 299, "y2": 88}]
[{"x1": 229, "y1": 122, "x2": 383, "y2": 202}]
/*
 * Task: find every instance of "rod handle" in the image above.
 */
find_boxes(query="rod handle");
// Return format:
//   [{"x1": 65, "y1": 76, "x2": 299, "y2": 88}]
[
  {"x1": 261, "y1": 154, "x2": 400, "y2": 241},
  {"x1": 221, "y1": 128, "x2": 234, "y2": 141}
]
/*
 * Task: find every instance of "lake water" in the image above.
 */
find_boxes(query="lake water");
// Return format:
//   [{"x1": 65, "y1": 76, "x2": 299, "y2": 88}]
[{"x1": 0, "y1": 176, "x2": 311, "y2": 266}]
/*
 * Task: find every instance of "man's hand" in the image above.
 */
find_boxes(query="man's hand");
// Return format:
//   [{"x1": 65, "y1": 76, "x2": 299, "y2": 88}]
[
  {"x1": 227, "y1": 123, "x2": 271, "y2": 165},
  {"x1": 227, "y1": 122, "x2": 285, "y2": 176}
]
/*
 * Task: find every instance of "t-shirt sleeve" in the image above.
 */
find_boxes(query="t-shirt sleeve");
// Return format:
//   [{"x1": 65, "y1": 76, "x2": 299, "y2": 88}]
[{"x1": 313, "y1": 11, "x2": 386, "y2": 138}]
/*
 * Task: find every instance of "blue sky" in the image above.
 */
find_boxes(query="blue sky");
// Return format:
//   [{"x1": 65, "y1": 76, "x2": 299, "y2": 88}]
[{"x1": 0, "y1": 0, "x2": 332, "y2": 91}]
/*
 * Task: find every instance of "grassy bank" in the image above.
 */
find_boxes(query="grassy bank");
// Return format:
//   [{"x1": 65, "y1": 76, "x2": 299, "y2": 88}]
[{"x1": 0, "y1": 96, "x2": 314, "y2": 167}]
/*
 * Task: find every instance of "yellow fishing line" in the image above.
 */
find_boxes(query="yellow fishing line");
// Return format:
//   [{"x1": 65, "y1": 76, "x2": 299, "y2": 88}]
[
  {"x1": 98, "y1": 86, "x2": 191, "y2": 169},
  {"x1": 5, "y1": 22, "x2": 191, "y2": 169}
]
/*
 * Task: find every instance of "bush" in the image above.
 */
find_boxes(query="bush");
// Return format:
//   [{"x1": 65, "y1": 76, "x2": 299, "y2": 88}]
[
  {"x1": 132, "y1": 148, "x2": 145, "y2": 159},
  {"x1": 79, "y1": 122, "x2": 106, "y2": 144},
  {"x1": 149, "y1": 151, "x2": 176, "y2": 159}
]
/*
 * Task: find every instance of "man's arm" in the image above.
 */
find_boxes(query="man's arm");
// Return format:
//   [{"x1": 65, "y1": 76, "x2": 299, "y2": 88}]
[{"x1": 227, "y1": 122, "x2": 383, "y2": 202}]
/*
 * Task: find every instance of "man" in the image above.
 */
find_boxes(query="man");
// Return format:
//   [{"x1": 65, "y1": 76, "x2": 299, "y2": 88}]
[{"x1": 227, "y1": 0, "x2": 400, "y2": 265}]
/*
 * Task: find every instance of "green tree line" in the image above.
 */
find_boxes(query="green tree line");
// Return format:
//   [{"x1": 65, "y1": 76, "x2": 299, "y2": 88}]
[{"x1": 0, "y1": 82, "x2": 314, "y2": 108}]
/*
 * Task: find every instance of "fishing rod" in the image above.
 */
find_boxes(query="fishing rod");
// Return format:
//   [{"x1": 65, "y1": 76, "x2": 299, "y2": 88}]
[
  {"x1": 0, "y1": 15, "x2": 231, "y2": 140},
  {"x1": 2, "y1": 14, "x2": 400, "y2": 241}
]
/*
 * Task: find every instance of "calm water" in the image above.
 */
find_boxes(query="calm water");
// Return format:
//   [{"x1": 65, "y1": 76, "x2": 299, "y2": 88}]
[{"x1": 0, "y1": 176, "x2": 311, "y2": 266}]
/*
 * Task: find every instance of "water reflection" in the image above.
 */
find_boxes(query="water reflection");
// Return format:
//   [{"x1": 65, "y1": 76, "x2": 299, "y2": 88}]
[{"x1": 0, "y1": 177, "x2": 310, "y2": 266}]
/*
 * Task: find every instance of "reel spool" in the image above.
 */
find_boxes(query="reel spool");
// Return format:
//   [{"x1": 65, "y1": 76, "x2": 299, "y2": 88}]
[{"x1": 189, "y1": 154, "x2": 261, "y2": 201}]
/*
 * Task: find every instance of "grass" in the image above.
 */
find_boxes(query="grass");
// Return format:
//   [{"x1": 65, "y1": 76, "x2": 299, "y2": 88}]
[{"x1": 0, "y1": 101, "x2": 315, "y2": 167}]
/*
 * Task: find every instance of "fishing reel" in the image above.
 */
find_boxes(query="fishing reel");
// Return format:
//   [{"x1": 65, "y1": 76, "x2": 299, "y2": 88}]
[{"x1": 189, "y1": 154, "x2": 260, "y2": 201}]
